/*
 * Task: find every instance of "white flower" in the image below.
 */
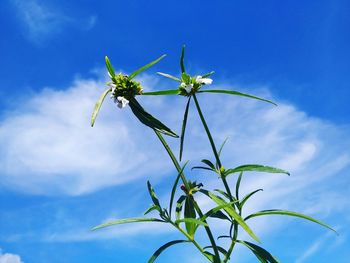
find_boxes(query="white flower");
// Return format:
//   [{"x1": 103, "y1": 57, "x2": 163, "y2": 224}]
[
  {"x1": 181, "y1": 82, "x2": 193, "y2": 94},
  {"x1": 115, "y1": 96, "x2": 129, "y2": 109},
  {"x1": 196, "y1": 76, "x2": 213, "y2": 85},
  {"x1": 108, "y1": 82, "x2": 117, "y2": 94}
]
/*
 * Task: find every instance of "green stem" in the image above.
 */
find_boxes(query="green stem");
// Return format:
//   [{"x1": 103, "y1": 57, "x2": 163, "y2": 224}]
[
  {"x1": 154, "y1": 130, "x2": 221, "y2": 263},
  {"x1": 192, "y1": 94, "x2": 234, "y2": 201},
  {"x1": 170, "y1": 221, "x2": 214, "y2": 262},
  {"x1": 224, "y1": 185, "x2": 243, "y2": 262},
  {"x1": 224, "y1": 223, "x2": 238, "y2": 263}
]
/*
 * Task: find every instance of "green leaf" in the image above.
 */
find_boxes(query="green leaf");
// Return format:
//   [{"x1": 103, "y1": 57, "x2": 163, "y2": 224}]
[
  {"x1": 198, "y1": 89, "x2": 277, "y2": 106},
  {"x1": 91, "y1": 87, "x2": 112, "y2": 127},
  {"x1": 184, "y1": 197, "x2": 197, "y2": 236},
  {"x1": 147, "y1": 181, "x2": 161, "y2": 208},
  {"x1": 200, "y1": 189, "x2": 260, "y2": 243},
  {"x1": 201, "y1": 71, "x2": 215, "y2": 78},
  {"x1": 157, "y1": 72, "x2": 181, "y2": 82},
  {"x1": 175, "y1": 218, "x2": 208, "y2": 227},
  {"x1": 237, "y1": 240, "x2": 279, "y2": 263},
  {"x1": 181, "y1": 72, "x2": 191, "y2": 84},
  {"x1": 240, "y1": 189, "x2": 263, "y2": 209},
  {"x1": 209, "y1": 210, "x2": 231, "y2": 221},
  {"x1": 217, "y1": 235, "x2": 231, "y2": 240},
  {"x1": 105, "y1": 56, "x2": 115, "y2": 78},
  {"x1": 92, "y1": 217, "x2": 164, "y2": 230},
  {"x1": 169, "y1": 162, "x2": 188, "y2": 218},
  {"x1": 213, "y1": 189, "x2": 231, "y2": 200},
  {"x1": 235, "y1": 172, "x2": 243, "y2": 200},
  {"x1": 180, "y1": 45, "x2": 186, "y2": 73},
  {"x1": 191, "y1": 166, "x2": 215, "y2": 172},
  {"x1": 179, "y1": 97, "x2": 191, "y2": 161},
  {"x1": 199, "y1": 201, "x2": 235, "y2": 223},
  {"x1": 245, "y1": 209, "x2": 337, "y2": 233},
  {"x1": 175, "y1": 195, "x2": 186, "y2": 222},
  {"x1": 201, "y1": 159, "x2": 216, "y2": 170},
  {"x1": 129, "y1": 54, "x2": 166, "y2": 80},
  {"x1": 204, "y1": 245, "x2": 228, "y2": 256},
  {"x1": 148, "y1": 240, "x2": 189, "y2": 263},
  {"x1": 225, "y1": 164, "x2": 290, "y2": 177},
  {"x1": 144, "y1": 204, "x2": 161, "y2": 215},
  {"x1": 142, "y1": 89, "x2": 179, "y2": 96},
  {"x1": 203, "y1": 251, "x2": 214, "y2": 262},
  {"x1": 218, "y1": 137, "x2": 229, "y2": 157},
  {"x1": 129, "y1": 97, "x2": 178, "y2": 137}
]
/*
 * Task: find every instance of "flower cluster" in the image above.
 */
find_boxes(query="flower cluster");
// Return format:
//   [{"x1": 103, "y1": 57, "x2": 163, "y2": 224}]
[
  {"x1": 108, "y1": 73, "x2": 143, "y2": 108},
  {"x1": 179, "y1": 74, "x2": 213, "y2": 96}
]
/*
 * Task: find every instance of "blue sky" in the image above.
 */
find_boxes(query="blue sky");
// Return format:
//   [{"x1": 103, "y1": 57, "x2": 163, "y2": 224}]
[{"x1": 0, "y1": 0, "x2": 349, "y2": 262}]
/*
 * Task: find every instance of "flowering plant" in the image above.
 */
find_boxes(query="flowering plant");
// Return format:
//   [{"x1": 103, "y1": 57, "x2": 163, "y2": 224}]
[{"x1": 91, "y1": 47, "x2": 336, "y2": 263}]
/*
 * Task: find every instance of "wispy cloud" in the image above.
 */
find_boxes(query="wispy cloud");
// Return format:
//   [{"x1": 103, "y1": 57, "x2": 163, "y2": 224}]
[
  {"x1": 2, "y1": 74, "x2": 349, "y2": 258},
  {"x1": 11, "y1": 0, "x2": 97, "y2": 44},
  {"x1": 0, "y1": 77, "x2": 171, "y2": 195},
  {"x1": 0, "y1": 249, "x2": 22, "y2": 263}
]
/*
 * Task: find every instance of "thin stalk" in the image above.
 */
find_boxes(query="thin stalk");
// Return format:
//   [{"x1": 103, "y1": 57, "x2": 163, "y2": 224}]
[
  {"x1": 224, "y1": 183, "x2": 243, "y2": 262},
  {"x1": 169, "y1": 221, "x2": 214, "y2": 262},
  {"x1": 154, "y1": 130, "x2": 221, "y2": 263},
  {"x1": 224, "y1": 223, "x2": 238, "y2": 263},
  {"x1": 192, "y1": 94, "x2": 234, "y2": 201}
]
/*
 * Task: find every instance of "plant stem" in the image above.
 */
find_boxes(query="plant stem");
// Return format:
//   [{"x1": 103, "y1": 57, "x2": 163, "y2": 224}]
[
  {"x1": 169, "y1": 221, "x2": 214, "y2": 262},
  {"x1": 224, "y1": 223, "x2": 238, "y2": 263},
  {"x1": 192, "y1": 94, "x2": 234, "y2": 201},
  {"x1": 154, "y1": 130, "x2": 221, "y2": 263}
]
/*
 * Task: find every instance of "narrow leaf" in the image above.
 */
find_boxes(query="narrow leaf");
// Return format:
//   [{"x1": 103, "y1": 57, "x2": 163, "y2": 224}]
[
  {"x1": 218, "y1": 137, "x2": 229, "y2": 157},
  {"x1": 129, "y1": 97, "x2": 178, "y2": 137},
  {"x1": 201, "y1": 159, "x2": 216, "y2": 170},
  {"x1": 217, "y1": 235, "x2": 231, "y2": 240},
  {"x1": 235, "y1": 172, "x2": 243, "y2": 200},
  {"x1": 198, "y1": 89, "x2": 277, "y2": 106},
  {"x1": 147, "y1": 181, "x2": 161, "y2": 208},
  {"x1": 175, "y1": 195, "x2": 186, "y2": 221},
  {"x1": 245, "y1": 210, "x2": 337, "y2": 233},
  {"x1": 157, "y1": 72, "x2": 181, "y2": 82},
  {"x1": 169, "y1": 162, "x2": 188, "y2": 218},
  {"x1": 184, "y1": 197, "x2": 197, "y2": 236},
  {"x1": 240, "y1": 189, "x2": 263, "y2": 209},
  {"x1": 181, "y1": 72, "x2": 191, "y2": 84},
  {"x1": 204, "y1": 245, "x2": 228, "y2": 256},
  {"x1": 191, "y1": 166, "x2": 215, "y2": 172},
  {"x1": 179, "y1": 97, "x2": 191, "y2": 161},
  {"x1": 129, "y1": 54, "x2": 166, "y2": 80},
  {"x1": 92, "y1": 217, "x2": 164, "y2": 230},
  {"x1": 200, "y1": 190, "x2": 260, "y2": 243},
  {"x1": 226, "y1": 164, "x2": 290, "y2": 177},
  {"x1": 105, "y1": 56, "x2": 115, "y2": 78},
  {"x1": 200, "y1": 202, "x2": 235, "y2": 223},
  {"x1": 213, "y1": 189, "x2": 231, "y2": 200},
  {"x1": 91, "y1": 87, "x2": 112, "y2": 127},
  {"x1": 201, "y1": 71, "x2": 215, "y2": 78},
  {"x1": 180, "y1": 45, "x2": 185, "y2": 73},
  {"x1": 142, "y1": 89, "x2": 179, "y2": 96},
  {"x1": 144, "y1": 204, "x2": 161, "y2": 215},
  {"x1": 203, "y1": 251, "x2": 214, "y2": 262},
  {"x1": 148, "y1": 240, "x2": 189, "y2": 263},
  {"x1": 237, "y1": 240, "x2": 279, "y2": 263},
  {"x1": 175, "y1": 218, "x2": 208, "y2": 227}
]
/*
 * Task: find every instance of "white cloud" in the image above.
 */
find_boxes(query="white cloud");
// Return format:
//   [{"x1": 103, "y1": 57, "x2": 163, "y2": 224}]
[
  {"x1": 2, "y1": 75, "x2": 350, "y2": 263},
  {"x1": 1, "y1": 75, "x2": 349, "y2": 201},
  {"x1": 11, "y1": 0, "x2": 97, "y2": 44},
  {"x1": 0, "y1": 77, "x2": 171, "y2": 195},
  {"x1": 0, "y1": 249, "x2": 22, "y2": 263}
]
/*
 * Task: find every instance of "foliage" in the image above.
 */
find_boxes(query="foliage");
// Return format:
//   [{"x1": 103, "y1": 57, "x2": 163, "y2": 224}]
[{"x1": 91, "y1": 46, "x2": 336, "y2": 263}]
